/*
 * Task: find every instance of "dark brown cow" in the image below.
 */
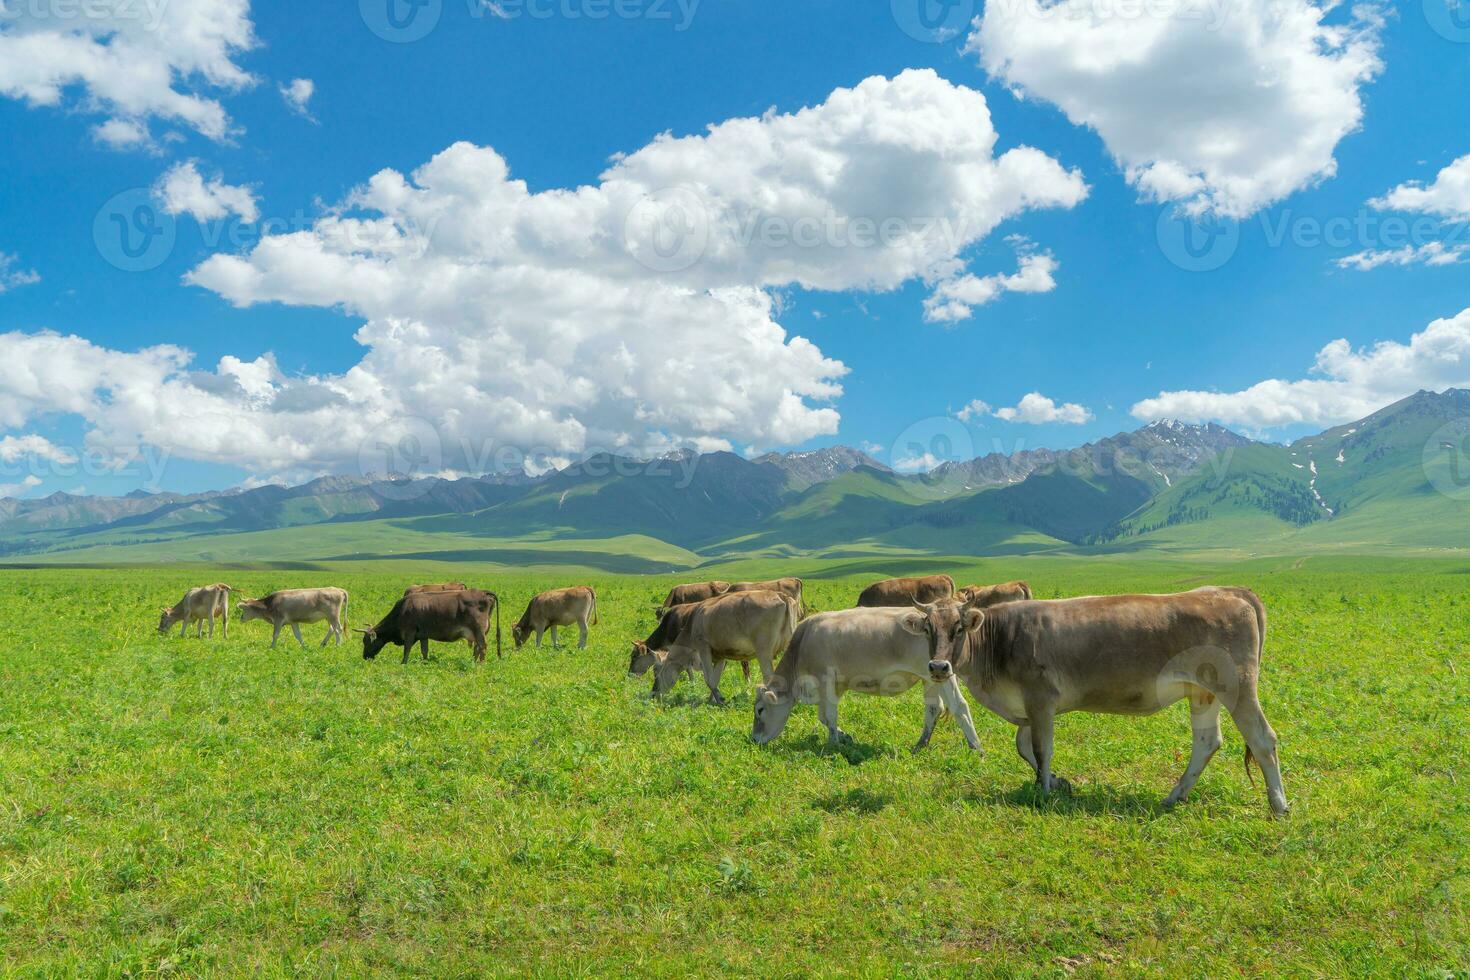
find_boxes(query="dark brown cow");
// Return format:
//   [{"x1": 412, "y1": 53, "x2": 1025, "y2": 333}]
[
  {"x1": 920, "y1": 587, "x2": 1288, "y2": 815},
  {"x1": 856, "y1": 574, "x2": 955, "y2": 607},
  {"x1": 358, "y1": 589, "x2": 500, "y2": 663},
  {"x1": 955, "y1": 580, "x2": 1033, "y2": 608}
]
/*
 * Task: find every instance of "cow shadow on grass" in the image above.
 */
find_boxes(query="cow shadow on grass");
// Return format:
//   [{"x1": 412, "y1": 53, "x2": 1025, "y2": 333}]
[
  {"x1": 767, "y1": 731, "x2": 888, "y2": 766},
  {"x1": 964, "y1": 779, "x2": 1164, "y2": 818}
]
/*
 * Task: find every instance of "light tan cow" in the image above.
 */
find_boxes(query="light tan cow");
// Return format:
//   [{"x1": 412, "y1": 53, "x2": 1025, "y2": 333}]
[
  {"x1": 236, "y1": 587, "x2": 350, "y2": 649},
  {"x1": 955, "y1": 580, "x2": 1033, "y2": 608},
  {"x1": 512, "y1": 586, "x2": 598, "y2": 650},
  {"x1": 921, "y1": 587, "x2": 1289, "y2": 815},
  {"x1": 750, "y1": 606, "x2": 981, "y2": 750},
  {"x1": 158, "y1": 583, "x2": 233, "y2": 639},
  {"x1": 650, "y1": 590, "x2": 799, "y2": 704},
  {"x1": 725, "y1": 577, "x2": 806, "y2": 616},
  {"x1": 856, "y1": 574, "x2": 955, "y2": 607}
]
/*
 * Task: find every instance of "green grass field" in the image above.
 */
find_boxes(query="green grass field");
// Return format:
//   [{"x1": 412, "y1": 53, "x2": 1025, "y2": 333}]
[{"x1": 1, "y1": 557, "x2": 1466, "y2": 975}]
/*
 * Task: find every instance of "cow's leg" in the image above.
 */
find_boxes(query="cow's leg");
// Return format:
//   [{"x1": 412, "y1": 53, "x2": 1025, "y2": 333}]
[
  {"x1": 270, "y1": 623, "x2": 283, "y2": 649},
  {"x1": 1163, "y1": 691, "x2": 1224, "y2": 808},
  {"x1": 1014, "y1": 725, "x2": 1038, "y2": 771},
  {"x1": 401, "y1": 641, "x2": 412, "y2": 665},
  {"x1": 1027, "y1": 702, "x2": 1060, "y2": 794},
  {"x1": 913, "y1": 684, "x2": 943, "y2": 753},
  {"x1": 320, "y1": 621, "x2": 333, "y2": 648},
  {"x1": 700, "y1": 655, "x2": 728, "y2": 706},
  {"x1": 180, "y1": 618, "x2": 188, "y2": 638},
  {"x1": 740, "y1": 661, "x2": 751, "y2": 683},
  {"x1": 1229, "y1": 693, "x2": 1289, "y2": 815},
  {"x1": 577, "y1": 617, "x2": 588, "y2": 650},
  {"x1": 534, "y1": 627, "x2": 544, "y2": 649},
  {"x1": 222, "y1": 605, "x2": 229, "y2": 640},
  {"x1": 937, "y1": 677, "x2": 982, "y2": 751},
  {"x1": 206, "y1": 612, "x2": 215, "y2": 638},
  {"x1": 291, "y1": 623, "x2": 306, "y2": 649},
  {"x1": 551, "y1": 625, "x2": 560, "y2": 650},
  {"x1": 469, "y1": 623, "x2": 487, "y2": 663},
  {"x1": 817, "y1": 688, "x2": 847, "y2": 746}
]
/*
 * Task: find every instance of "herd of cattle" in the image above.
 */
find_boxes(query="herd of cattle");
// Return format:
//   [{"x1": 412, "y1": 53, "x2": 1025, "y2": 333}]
[{"x1": 156, "y1": 572, "x2": 1288, "y2": 815}]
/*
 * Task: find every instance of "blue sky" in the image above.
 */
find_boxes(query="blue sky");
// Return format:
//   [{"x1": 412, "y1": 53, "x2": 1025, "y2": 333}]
[{"x1": 1, "y1": 0, "x2": 1469, "y2": 496}]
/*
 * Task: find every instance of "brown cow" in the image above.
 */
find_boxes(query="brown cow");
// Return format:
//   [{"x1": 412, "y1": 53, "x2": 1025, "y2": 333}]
[
  {"x1": 158, "y1": 583, "x2": 233, "y2": 638},
  {"x1": 856, "y1": 574, "x2": 954, "y2": 607},
  {"x1": 648, "y1": 590, "x2": 799, "y2": 703},
  {"x1": 629, "y1": 601, "x2": 749, "y2": 684},
  {"x1": 236, "y1": 588, "x2": 349, "y2": 649},
  {"x1": 512, "y1": 586, "x2": 598, "y2": 650},
  {"x1": 920, "y1": 587, "x2": 1288, "y2": 815},
  {"x1": 359, "y1": 589, "x2": 499, "y2": 663},
  {"x1": 726, "y1": 577, "x2": 806, "y2": 616},
  {"x1": 955, "y1": 581, "x2": 1033, "y2": 608},
  {"x1": 658, "y1": 581, "x2": 731, "y2": 612}
]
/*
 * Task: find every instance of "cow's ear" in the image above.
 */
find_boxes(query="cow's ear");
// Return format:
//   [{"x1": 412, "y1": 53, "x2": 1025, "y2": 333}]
[
  {"x1": 761, "y1": 688, "x2": 778, "y2": 705},
  {"x1": 898, "y1": 611, "x2": 928, "y2": 635},
  {"x1": 963, "y1": 608, "x2": 986, "y2": 632}
]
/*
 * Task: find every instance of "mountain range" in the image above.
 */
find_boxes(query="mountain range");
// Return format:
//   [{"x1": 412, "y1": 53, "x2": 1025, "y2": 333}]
[{"x1": 3, "y1": 390, "x2": 1467, "y2": 566}]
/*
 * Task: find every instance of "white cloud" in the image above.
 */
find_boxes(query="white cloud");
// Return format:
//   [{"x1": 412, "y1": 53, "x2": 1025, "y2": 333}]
[
  {"x1": 0, "y1": 433, "x2": 76, "y2": 465},
  {"x1": 1132, "y1": 307, "x2": 1470, "y2": 428},
  {"x1": 1336, "y1": 241, "x2": 1470, "y2": 271},
  {"x1": 859, "y1": 440, "x2": 884, "y2": 455},
  {"x1": 114, "y1": 69, "x2": 1086, "y2": 475},
  {"x1": 968, "y1": 0, "x2": 1383, "y2": 217},
  {"x1": 992, "y1": 392, "x2": 1093, "y2": 425},
  {"x1": 0, "y1": 475, "x2": 43, "y2": 498},
  {"x1": 153, "y1": 160, "x2": 259, "y2": 222},
  {"x1": 923, "y1": 239, "x2": 1059, "y2": 323},
  {"x1": 92, "y1": 118, "x2": 151, "y2": 149},
  {"x1": 1370, "y1": 154, "x2": 1470, "y2": 222},
  {"x1": 279, "y1": 77, "x2": 314, "y2": 117},
  {"x1": 0, "y1": 253, "x2": 40, "y2": 293},
  {"x1": 954, "y1": 399, "x2": 991, "y2": 422},
  {"x1": 892, "y1": 450, "x2": 945, "y2": 473},
  {"x1": 0, "y1": 0, "x2": 257, "y2": 143}
]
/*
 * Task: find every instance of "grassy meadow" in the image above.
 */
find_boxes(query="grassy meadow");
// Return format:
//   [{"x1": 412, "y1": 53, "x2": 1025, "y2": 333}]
[{"x1": 0, "y1": 556, "x2": 1466, "y2": 975}]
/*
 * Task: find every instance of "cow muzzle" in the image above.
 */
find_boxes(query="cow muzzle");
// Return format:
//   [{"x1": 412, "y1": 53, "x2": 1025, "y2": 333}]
[{"x1": 928, "y1": 659, "x2": 953, "y2": 681}]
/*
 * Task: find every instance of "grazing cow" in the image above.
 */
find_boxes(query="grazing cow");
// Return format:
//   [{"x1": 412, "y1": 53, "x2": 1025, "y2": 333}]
[
  {"x1": 658, "y1": 581, "x2": 731, "y2": 612},
  {"x1": 405, "y1": 581, "x2": 468, "y2": 596},
  {"x1": 236, "y1": 588, "x2": 350, "y2": 649},
  {"x1": 955, "y1": 580, "x2": 1033, "y2": 608},
  {"x1": 920, "y1": 587, "x2": 1289, "y2": 815},
  {"x1": 750, "y1": 606, "x2": 982, "y2": 750},
  {"x1": 157, "y1": 583, "x2": 233, "y2": 639},
  {"x1": 649, "y1": 590, "x2": 799, "y2": 704},
  {"x1": 512, "y1": 586, "x2": 598, "y2": 650},
  {"x1": 628, "y1": 601, "x2": 749, "y2": 684},
  {"x1": 856, "y1": 574, "x2": 955, "y2": 608},
  {"x1": 726, "y1": 577, "x2": 806, "y2": 616},
  {"x1": 358, "y1": 589, "x2": 499, "y2": 664}
]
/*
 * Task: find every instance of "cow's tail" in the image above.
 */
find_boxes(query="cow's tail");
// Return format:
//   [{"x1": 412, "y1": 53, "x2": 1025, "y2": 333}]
[
  {"x1": 1020, "y1": 581, "x2": 1033, "y2": 601},
  {"x1": 1227, "y1": 586, "x2": 1267, "y2": 786},
  {"x1": 340, "y1": 591, "x2": 349, "y2": 635},
  {"x1": 589, "y1": 587, "x2": 599, "y2": 626},
  {"x1": 494, "y1": 591, "x2": 502, "y2": 658},
  {"x1": 783, "y1": 593, "x2": 799, "y2": 643}
]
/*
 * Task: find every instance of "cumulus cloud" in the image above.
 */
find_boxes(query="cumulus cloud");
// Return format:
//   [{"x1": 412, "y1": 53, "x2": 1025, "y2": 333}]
[
  {"x1": 0, "y1": 253, "x2": 40, "y2": 293},
  {"x1": 153, "y1": 160, "x2": 259, "y2": 222},
  {"x1": 279, "y1": 77, "x2": 314, "y2": 118},
  {"x1": 0, "y1": 433, "x2": 76, "y2": 465},
  {"x1": 0, "y1": 0, "x2": 257, "y2": 143},
  {"x1": 111, "y1": 69, "x2": 1087, "y2": 475},
  {"x1": 1370, "y1": 154, "x2": 1470, "y2": 221},
  {"x1": 992, "y1": 392, "x2": 1093, "y2": 425},
  {"x1": 923, "y1": 239, "x2": 1058, "y2": 323},
  {"x1": 968, "y1": 0, "x2": 1383, "y2": 217},
  {"x1": 1132, "y1": 307, "x2": 1470, "y2": 428},
  {"x1": 1336, "y1": 241, "x2": 1470, "y2": 271}
]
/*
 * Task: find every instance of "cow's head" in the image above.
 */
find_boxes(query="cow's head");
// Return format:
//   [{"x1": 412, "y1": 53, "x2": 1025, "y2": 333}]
[
  {"x1": 156, "y1": 607, "x2": 179, "y2": 633},
  {"x1": 356, "y1": 627, "x2": 388, "y2": 660},
  {"x1": 235, "y1": 599, "x2": 268, "y2": 624},
  {"x1": 511, "y1": 623, "x2": 530, "y2": 649},
  {"x1": 649, "y1": 646, "x2": 696, "y2": 697},
  {"x1": 909, "y1": 600, "x2": 984, "y2": 682},
  {"x1": 750, "y1": 682, "x2": 798, "y2": 744},
  {"x1": 628, "y1": 641, "x2": 657, "y2": 678}
]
